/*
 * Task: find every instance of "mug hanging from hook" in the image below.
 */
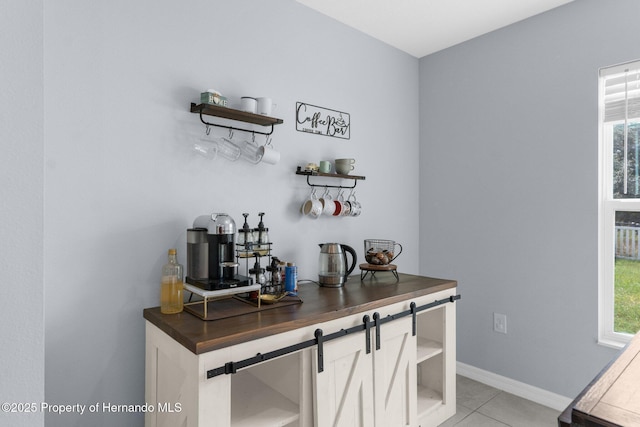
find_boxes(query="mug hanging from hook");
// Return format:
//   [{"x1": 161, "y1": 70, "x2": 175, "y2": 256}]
[{"x1": 347, "y1": 187, "x2": 355, "y2": 200}]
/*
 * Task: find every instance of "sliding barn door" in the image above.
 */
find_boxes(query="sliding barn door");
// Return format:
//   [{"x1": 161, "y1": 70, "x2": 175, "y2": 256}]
[
  {"x1": 373, "y1": 316, "x2": 417, "y2": 427},
  {"x1": 312, "y1": 332, "x2": 374, "y2": 427}
]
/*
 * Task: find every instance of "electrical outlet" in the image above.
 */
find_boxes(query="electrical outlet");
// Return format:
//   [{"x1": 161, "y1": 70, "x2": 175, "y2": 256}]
[{"x1": 493, "y1": 313, "x2": 507, "y2": 334}]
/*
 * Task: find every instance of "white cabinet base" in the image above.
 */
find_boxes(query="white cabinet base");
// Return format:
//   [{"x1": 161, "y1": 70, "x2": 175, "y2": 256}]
[{"x1": 145, "y1": 288, "x2": 457, "y2": 427}]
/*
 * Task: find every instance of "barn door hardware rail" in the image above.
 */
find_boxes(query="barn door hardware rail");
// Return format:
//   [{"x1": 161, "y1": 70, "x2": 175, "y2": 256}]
[
  {"x1": 207, "y1": 294, "x2": 460, "y2": 379},
  {"x1": 190, "y1": 103, "x2": 283, "y2": 137}
]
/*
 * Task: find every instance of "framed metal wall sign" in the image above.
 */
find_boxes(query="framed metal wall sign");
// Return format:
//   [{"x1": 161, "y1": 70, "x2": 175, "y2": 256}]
[{"x1": 296, "y1": 102, "x2": 350, "y2": 140}]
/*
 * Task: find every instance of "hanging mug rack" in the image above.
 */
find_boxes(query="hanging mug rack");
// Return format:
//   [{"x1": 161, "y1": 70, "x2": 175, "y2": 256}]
[
  {"x1": 191, "y1": 99, "x2": 282, "y2": 164},
  {"x1": 190, "y1": 102, "x2": 283, "y2": 136},
  {"x1": 295, "y1": 167, "x2": 366, "y2": 190}
]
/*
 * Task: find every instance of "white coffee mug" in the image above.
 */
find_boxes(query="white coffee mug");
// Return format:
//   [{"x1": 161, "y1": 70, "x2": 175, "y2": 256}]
[
  {"x1": 257, "y1": 97, "x2": 274, "y2": 115},
  {"x1": 258, "y1": 145, "x2": 280, "y2": 165},
  {"x1": 348, "y1": 192, "x2": 361, "y2": 217},
  {"x1": 319, "y1": 189, "x2": 335, "y2": 216},
  {"x1": 301, "y1": 189, "x2": 322, "y2": 219},
  {"x1": 240, "y1": 97, "x2": 257, "y2": 113}
]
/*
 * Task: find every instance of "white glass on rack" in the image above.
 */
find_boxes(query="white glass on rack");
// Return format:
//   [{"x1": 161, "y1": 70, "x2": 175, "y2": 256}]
[
  {"x1": 239, "y1": 137, "x2": 263, "y2": 164},
  {"x1": 216, "y1": 136, "x2": 241, "y2": 161},
  {"x1": 193, "y1": 136, "x2": 218, "y2": 159}
]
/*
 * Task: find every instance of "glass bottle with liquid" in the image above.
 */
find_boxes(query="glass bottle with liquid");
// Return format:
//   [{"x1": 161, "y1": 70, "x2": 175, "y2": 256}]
[{"x1": 160, "y1": 248, "x2": 184, "y2": 314}]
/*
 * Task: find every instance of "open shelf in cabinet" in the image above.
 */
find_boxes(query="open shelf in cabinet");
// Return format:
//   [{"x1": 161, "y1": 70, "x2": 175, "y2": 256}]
[
  {"x1": 417, "y1": 353, "x2": 444, "y2": 419},
  {"x1": 417, "y1": 385, "x2": 443, "y2": 418},
  {"x1": 416, "y1": 306, "x2": 446, "y2": 420},
  {"x1": 417, "y1": 337, "x2": 443, "y2": 362},
  {"x1": 230, "y1": 351, "x2": 302, "y2": 427},
  {"x1": 416, "y1": 307, "x2": 444, "y2": 362}
]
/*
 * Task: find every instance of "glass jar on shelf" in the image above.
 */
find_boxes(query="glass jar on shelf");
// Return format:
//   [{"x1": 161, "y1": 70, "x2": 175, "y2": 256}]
[
  {"x1": 255, "y1": 212, "x2": 270, "y2": 256},
  {"x1": 237, "y1": 213, "x2": 255, "y2": 258}
]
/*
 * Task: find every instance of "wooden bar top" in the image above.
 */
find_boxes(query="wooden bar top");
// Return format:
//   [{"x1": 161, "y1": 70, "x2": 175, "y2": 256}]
[
  {"x1": 559, "y1": 331, "x2": 640, "y2": 426},
  {"x1": 144, "y1": 273, "x2": 457, "y2": 355}
]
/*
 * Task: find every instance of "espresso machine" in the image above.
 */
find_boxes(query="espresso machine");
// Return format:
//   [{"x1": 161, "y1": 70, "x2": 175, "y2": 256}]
[{"x1": 186, "y1": 213, "x2": 253, "y2": 290}]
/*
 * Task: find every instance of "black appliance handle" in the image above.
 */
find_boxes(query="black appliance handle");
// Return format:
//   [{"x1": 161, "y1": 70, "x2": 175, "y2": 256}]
[{"x1": 341, "y1": 244, "x2": 358, "y2": 277}]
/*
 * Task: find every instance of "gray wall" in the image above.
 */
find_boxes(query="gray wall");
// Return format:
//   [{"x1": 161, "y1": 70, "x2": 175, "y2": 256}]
[
  {"x1": 41, "y1": 1, "x2": 418, "y2": 426},
  {"x1": 0, "y1": 1, "x2": 45, "y2": 426},
  {"x1": 6, "y1": 0, "x2": 640, "y2": 425},
  {"x1": 419, "y1": 0, "x2": 639, "y2": 397}
]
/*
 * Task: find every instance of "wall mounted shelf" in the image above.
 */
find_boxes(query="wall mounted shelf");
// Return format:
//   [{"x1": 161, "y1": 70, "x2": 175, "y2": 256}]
[
  {"x1": 296, "y1": 167, "x2": 365, "y2": 189},
  {"x1": 190, "y1": 102, "x2": 284, "y2": 136}
]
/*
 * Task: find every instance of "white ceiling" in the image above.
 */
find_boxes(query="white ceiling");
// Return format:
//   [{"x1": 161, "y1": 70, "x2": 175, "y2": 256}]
[{"x1": 296, "y1": 0, "x2": 575, "y2": 58}]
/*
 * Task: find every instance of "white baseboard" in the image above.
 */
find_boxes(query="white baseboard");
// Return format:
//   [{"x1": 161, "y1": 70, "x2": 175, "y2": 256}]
[{"x1": 457, "y1": 362, "x2": 572, "y2": 412}]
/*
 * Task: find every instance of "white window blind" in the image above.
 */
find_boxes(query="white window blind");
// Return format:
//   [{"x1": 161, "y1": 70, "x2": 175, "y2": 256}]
[{"x1": 601, "y1": 60, "x2": 640, "y2": 122}]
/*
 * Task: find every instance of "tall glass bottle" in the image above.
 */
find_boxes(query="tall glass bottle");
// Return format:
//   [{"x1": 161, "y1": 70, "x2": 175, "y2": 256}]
[{"x1": 160, "y1": 248, "x2": 184, "y2": 314}]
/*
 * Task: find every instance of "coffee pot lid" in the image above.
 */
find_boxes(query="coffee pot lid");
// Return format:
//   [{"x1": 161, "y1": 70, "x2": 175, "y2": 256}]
[
  {"x1": 193, "y1": 213, "x2": 236, "y2": 235},
  {"x1": 320, "y1": 243, "x2": 344, "y2": 254}
]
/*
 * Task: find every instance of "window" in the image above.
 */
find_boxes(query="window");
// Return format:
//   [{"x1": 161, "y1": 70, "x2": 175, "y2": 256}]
[{"x1": 599, "y1": 60, "x2": 640, "y2": 347}]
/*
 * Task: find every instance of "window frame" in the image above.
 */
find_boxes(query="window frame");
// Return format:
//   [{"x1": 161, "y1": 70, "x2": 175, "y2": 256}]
[{"x1": 598, "y1": 61, "x2": 640, "y2": 348}]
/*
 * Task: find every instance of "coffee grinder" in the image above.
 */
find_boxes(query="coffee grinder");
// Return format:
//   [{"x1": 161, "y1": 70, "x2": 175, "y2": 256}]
[{"x1": 186, "y1": 213, "x2": 253, "y2": 290}]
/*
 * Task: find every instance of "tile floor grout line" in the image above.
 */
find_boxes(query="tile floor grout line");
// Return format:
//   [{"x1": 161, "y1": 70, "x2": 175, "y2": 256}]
[
  {"x1": 468, "y1": 391, "x2": 512, "y2": 427},
  {"x1": 445, "y1": 376, "x2": 560, "y2": 426},
  {"x1": 450, "y1": 409, "x2": 474, "y2": 426}
]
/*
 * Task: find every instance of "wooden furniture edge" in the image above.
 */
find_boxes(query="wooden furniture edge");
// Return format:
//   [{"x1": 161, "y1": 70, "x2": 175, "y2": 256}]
[{"x1": 144, "y1": 274, "x2": 457, "y2": 355}]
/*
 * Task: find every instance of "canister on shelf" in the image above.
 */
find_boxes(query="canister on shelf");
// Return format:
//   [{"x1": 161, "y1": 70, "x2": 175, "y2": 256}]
[
  {"x1": 200, "y1": 89, "x2": 228, "y2": 106},
  {"x1": 284, "y1": 262, "x2": 297, "y2": 294}
]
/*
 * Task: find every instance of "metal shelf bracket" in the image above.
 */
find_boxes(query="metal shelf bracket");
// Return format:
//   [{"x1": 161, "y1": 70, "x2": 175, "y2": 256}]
[
  {"x1": 198, "y1": 112, "x2": 276, "y2": 136},
  {"x1": 295, "y1": 168, "x2": 365, "y2": 190}
]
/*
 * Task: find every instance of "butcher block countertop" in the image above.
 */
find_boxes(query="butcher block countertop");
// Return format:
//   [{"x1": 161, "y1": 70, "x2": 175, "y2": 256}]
[{"x1": 143, "y1": 272, "x2": 457, "y2": 355}]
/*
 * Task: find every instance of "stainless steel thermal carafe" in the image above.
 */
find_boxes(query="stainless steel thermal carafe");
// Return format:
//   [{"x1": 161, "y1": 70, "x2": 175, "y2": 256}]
[{"x1": 186, "y1": 228, "x2": 208, "y2": 280}]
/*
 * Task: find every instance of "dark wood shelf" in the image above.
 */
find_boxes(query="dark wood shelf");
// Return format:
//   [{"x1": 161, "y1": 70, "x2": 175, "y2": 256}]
[
  {"x1": 295, "y1": 169, "x2": 366, "y2": 181},
  {"x1": 190, "y1": 103, "x2": 283, "y2": 127}
]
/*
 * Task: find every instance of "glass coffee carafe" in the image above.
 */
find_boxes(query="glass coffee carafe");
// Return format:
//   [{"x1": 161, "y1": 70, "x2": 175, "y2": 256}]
[{"x1": 318, "y1": 243, "x2": 357, "y2": 287}]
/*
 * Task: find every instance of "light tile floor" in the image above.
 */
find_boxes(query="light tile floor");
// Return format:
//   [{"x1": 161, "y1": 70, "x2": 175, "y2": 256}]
[{"x1": 438, "y1": 376, "x2": 561, "y2": 427}]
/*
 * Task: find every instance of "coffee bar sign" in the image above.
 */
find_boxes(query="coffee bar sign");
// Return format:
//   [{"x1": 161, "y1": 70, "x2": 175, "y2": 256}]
[{"x1": 296, "y1": 102, "x2": 350, "y2": 140}]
